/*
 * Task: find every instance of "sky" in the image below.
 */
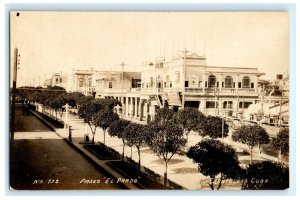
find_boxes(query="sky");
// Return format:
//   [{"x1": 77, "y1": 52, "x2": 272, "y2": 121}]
[{"x1": 10, "y1": 11, "x2": 289, "y2": 87}]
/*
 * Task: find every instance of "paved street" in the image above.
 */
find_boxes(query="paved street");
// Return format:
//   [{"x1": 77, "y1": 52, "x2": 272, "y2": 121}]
[{"x1": 10, "y1": 104, "x2": 125, "y2": 190}]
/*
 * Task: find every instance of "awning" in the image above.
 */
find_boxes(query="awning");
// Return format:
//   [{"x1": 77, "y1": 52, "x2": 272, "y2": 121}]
[
  {"x1": 166, "y1": 92, "x2": 182, "y2": 106},
  {"x1": 149, "y1": 95, "x2": 160, "y2": 106}
]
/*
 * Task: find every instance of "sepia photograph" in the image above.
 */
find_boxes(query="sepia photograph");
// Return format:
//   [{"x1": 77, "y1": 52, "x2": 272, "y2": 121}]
[{"x1": 9, "y1": 11, "x2": 290, "y2": 191}]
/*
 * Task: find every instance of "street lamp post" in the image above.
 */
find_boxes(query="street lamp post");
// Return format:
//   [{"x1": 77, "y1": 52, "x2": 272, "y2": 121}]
[
  {"x1": 63, "y1": 103, "x2": 70, "y2": 129},
  {"x1": 11, "y1": 48, "x2": 20, "y2": 141}
]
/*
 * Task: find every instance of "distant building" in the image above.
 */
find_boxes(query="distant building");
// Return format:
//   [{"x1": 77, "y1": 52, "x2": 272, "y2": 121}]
[
  {"x1": 43, "y1": 72, "x2": 67, "y2": 88},
  {"x1": 66, "y1": 69, "x2": 99, "y2": 96},
  {"x1": 140, "y1": 51, "x2": 265, "y2": 120},
  {"x1": 94, "y1": 50, "x2": 268, "y2": 123}
]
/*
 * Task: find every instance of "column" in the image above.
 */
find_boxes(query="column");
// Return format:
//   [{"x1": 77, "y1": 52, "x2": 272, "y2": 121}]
[
  {"x1": 219, "y1": 74, "x2": 223, "y2": 92},
  {"x1": 139, "y1": 99, "x2": 143, "y2": 121},
  {"x1": 235, "y1": 75, "x2": 239, "y2": 91},
  {"x1": 125, "y1": 97, "x2": 129, "y2": 118},
  {"x1": 129, "y1": 97, "x2": 133, "y2": 119},
  {"x1": 255, "y1": 75, "x2": 258, "y2": 94},
  {"x1": 202, "y1": 72, "x2": 208, "y2": 89},
  {"x1": 135, "y1": 97, "x2": 138, "y2": 119}
]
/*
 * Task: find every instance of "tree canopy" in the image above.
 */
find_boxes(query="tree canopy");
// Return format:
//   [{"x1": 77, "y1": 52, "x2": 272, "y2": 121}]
[
  {"x1": 146, "y1": 121, "x2": 186, "y2": 188},
  {"x1": 242, "y1": 161, "x2": 289, "y2": 190},
  {"x1": 94, "y1": 108, "x2": 119, "y2": 144},
  {"x1": 272, "y1": 128, "x2": 289, "y2": 161},
  {"x1": 232, "y1": 124, "x2": 270, "y2": 164},
  {"x1": 199, "y1": 115, "x2": 229, "y2": 139},
  {"x1": 108, "y1": 119, "x2": 131, "y2": 160},
  {"x1": 124, "y1": 123, "x2": 147, "y2": 170},
  {"x1": 187, "y1": 139, "x2": 241, "y2": 190},
  {"x1": 154, "y1": 107, "x2": 176, "y2": 124},
  {"x1": 177, "y1": 107, "x2": 206, "y2": 135}
]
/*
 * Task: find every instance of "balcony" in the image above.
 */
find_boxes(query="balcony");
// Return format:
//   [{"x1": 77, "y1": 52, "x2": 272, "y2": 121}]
[
  {"x1": 184, "y1": 87, "x2": 257, "y2": 96},
  {"x1": 130, "y1": 87, "x2": 141, "y2": 92}
]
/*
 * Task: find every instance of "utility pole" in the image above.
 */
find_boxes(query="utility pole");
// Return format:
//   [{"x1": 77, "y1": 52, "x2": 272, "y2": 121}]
[
  {"x1": 120, "y1": 62, "x2": 126, "y2": 116},
  {"x1": 11, "y1": 48, "x2": 19, "y2": 141},
  {"x1": 182, "y1": 49, "x2": 186, "y2": 109}
]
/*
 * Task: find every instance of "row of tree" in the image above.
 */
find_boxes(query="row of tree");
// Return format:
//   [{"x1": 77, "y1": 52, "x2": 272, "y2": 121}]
[{"x1": 17, "y1": 87, "x2": 289, "y2": 190}]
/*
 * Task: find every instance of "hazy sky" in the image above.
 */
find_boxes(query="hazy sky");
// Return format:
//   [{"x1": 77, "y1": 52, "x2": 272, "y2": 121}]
[{"x1": 10, "y1": 12, "x2": 289, "y2": 86}]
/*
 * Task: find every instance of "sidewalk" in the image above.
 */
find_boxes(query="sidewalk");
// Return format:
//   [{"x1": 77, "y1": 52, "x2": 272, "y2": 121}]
[{"x1": 45, "y1": 110, "x2": 286, "y2": 190}]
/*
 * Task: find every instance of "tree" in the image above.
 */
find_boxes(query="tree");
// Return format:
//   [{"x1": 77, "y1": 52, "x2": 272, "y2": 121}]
[
  {"x1": 154, "y1": 107, "x2": 175, "y2": 124},
  {"x1": 124, "y1": 123, "x2": 147, "y2": 170},
  {"x1": 177, "y1": 107, "x2": 206, "y2": 146},
  {"x1": 187, "y1": 139, "x2": 241, "y2": 190},
  {"x1": 232, "y1": 124, "x2": 270, "y2": 164},
  {"x1": 242, "y1": 161, "x2": 289, "y2": 190},
  {"x1": 272, "y1": 128, "x2": 289, "y2": 162},
  {"x1": 199, "y1": 115, "x2": 229, "y2": 139},
  {"x1": 94, "y1": 108, "x2": 119, "y2": 145},
  {"x1": 146, "y1": 121, "x2": 187, "y2": 188},
  {"x1": 78, "y1": 99, "x2": 102, "y2": 144},
  {"x1": 108, "y1": 119, "x2": 131, "y2": 161}
]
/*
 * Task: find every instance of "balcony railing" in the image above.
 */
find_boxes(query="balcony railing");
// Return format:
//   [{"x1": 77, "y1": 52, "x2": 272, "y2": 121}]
[{"x1": 184, "y1": 87, "x2": 257, "y2": 95}]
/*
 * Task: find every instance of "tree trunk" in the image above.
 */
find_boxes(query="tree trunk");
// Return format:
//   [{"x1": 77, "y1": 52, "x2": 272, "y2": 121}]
[
  {"x1": 278, "y1": 149, "x2": 281, "y2": 162},
  {"x1": 250, "y1": 147, "x2": 253, "y2": 164},
  {"x1": 122, "y1": 140, "x2": 125, "y2": 161},
  {"x1": 258, "y1": 143, "x2": 261, "y2": 154},
  {"x1": 185, "y1": 130, "x2": 190, "y2": 148},
  {"x1": 137, "y1": 146, "x2": 141, "y2": 171},
  {"x1": 92, "y1": 134, "x2": 95, "y2": 145},
  {"x1": 217, "y1": 174, "x2": 223, "y2": 190},
  {"x1": 103, "y1": 128, "x2": 106, "y2": 144},
  {"x1": 164, "y1": 161, "x2": 168, "y2": 189},
  {"x1": 209, "y1": 177, "x2": 215, "y2": 190}
]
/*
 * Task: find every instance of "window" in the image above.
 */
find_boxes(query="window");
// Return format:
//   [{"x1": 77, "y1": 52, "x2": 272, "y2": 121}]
[
  {"x1": 225, "y1": 76, "x2": 233, "y2": 88},
  {"x1": 238, "y1": 82, "x2": 241, "y2": 88},
  {"x1": 199, "y1": 81, "x2": 202, "y2": 87},
  {"x1": 223, "y1": 101, "x2": 233, "y2": 109},
  {"x1": 170, "y1": 81, "x2": 173, "y2": 88},
  {"x1": 242, "y1": 76, "x2": 250, "y2": 88},
  {"x1": 208, "y1": 75, "x2": 216, "y2": 87},
  {"x1": 251, "y1": 83, "x2": 254, "y2": 88},
  {"x1": 206, "y1": 101, "x2": 218, "y2": 108},
  {"x1": 239, "y1": 102, "x2": 252, "y2": 109},
  {"x1": 56, "y1": 78, "x2": 59, "y2": 83},
  {"x1": 79, "y1": 80, "x2": 83, "y2": 87},
  {"x1": 109, "y1": 82, "x2": 112, "y2": 88},
  {"x1": 60, "y1": 78, "x2": 62, "y2": 82},
  {"x1": 185, "y1": 81, "x2": 189, "y2": 88}
]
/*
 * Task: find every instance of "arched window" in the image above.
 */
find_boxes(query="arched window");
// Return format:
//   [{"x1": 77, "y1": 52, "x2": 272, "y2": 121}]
[
  {"x1": 242, "y1": 76, "x2": 250, "y2": 88},
  {"x1": 225, "y1": 76, "x2": 233, "y2": 88},
  {"x1": 208, "y1": 75, "x2": 216, "y2": 87}
]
